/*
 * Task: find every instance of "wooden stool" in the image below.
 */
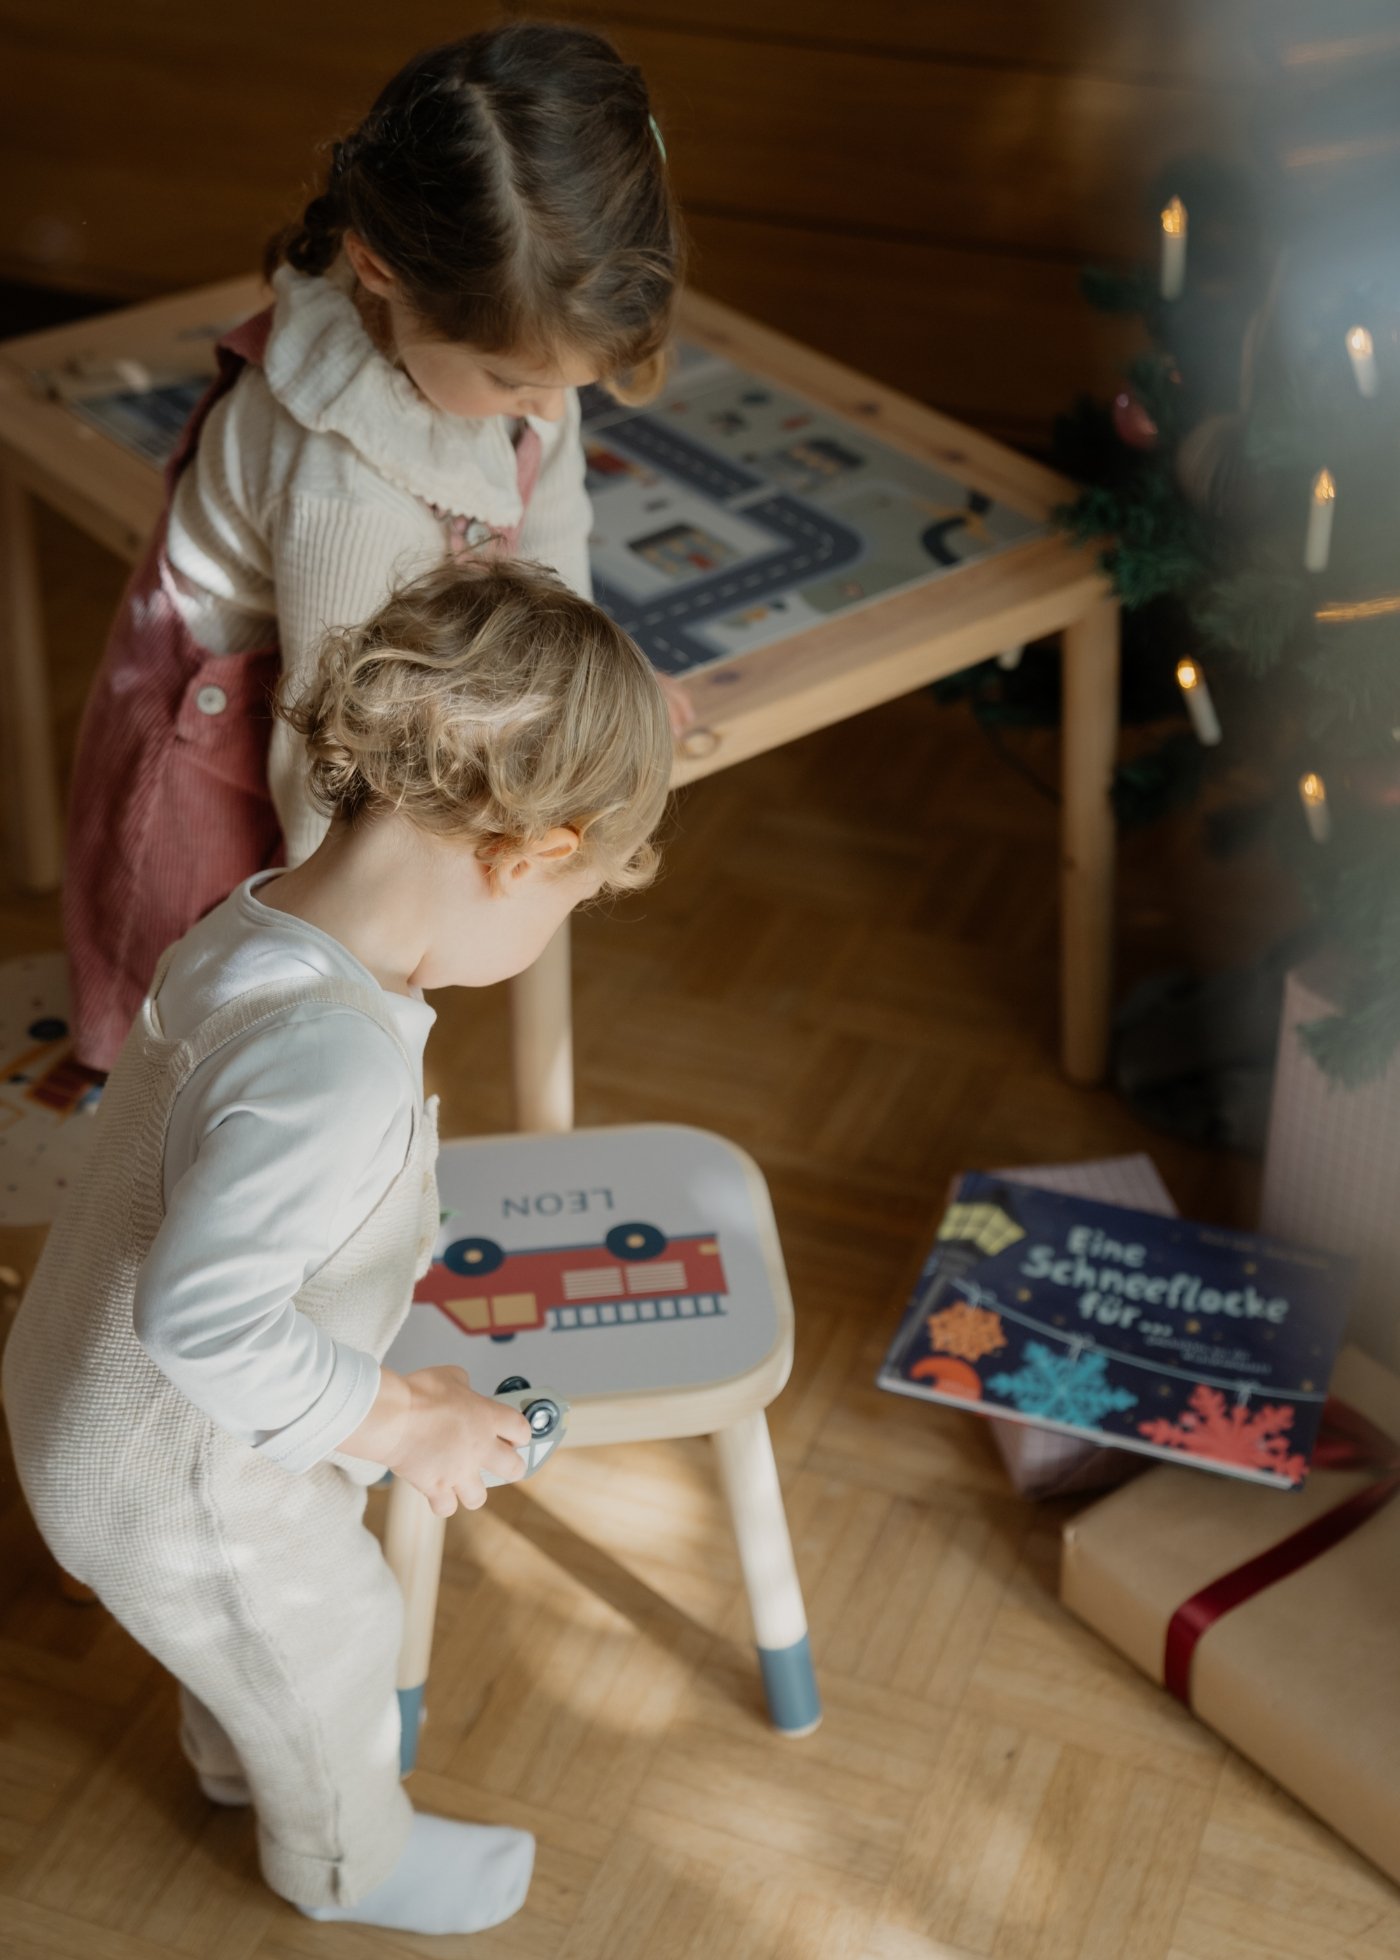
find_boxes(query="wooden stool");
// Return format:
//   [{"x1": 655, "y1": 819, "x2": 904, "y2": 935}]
[{"x1": 381, "y1": 1123, "x2": 820, "y2": 1770}]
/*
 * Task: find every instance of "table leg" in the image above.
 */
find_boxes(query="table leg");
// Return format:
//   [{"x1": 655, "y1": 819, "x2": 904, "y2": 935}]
[
  {"x1": 508, "y1": 917, "x2": 574, "y2": 1133},
  {"x1": 383, "y1": 1476, "x2": 447, "y2": 1774},
  {"x1": 1059, "y1": 594, "x2": 1120, "y2": 1085},
  {"x1": 0, "y1": 471, "x2": 63, "y2": 892},
  {"x1": 711, "y1": 1411, "x2": 821, "y2": 1736}
]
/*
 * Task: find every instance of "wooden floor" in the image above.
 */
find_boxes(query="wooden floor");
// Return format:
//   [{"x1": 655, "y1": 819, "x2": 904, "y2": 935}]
[{"x1": 2, "y1": 509, "x2": 1397, "y2": 1958}]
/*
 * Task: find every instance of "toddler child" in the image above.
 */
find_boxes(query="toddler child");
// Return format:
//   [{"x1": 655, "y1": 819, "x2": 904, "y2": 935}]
[
  {"x1": 5, "y1": 559, "x2": 672, "y2": 1934},
  {"x1": 66, "y1": 20, "x2": 686, "y2": 1069}
]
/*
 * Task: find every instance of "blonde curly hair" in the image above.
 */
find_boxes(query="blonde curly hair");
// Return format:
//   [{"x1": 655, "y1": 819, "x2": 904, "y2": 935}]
[{"x1": 278, "y1": 559, "x2": 672, "y2": 890}]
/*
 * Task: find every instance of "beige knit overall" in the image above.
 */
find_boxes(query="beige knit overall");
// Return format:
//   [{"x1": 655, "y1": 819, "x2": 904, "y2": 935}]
[{"x1": 2, "y1": 962, "x2": 440, "y2": 1908}]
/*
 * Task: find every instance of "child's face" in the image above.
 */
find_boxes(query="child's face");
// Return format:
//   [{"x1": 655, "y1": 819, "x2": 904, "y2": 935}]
[
  {"x1": 345, "y1": 231, "x2": 597, "y2": 421},
  {"x1": 398, "y1": 331, "x2": 598, "y2": 424}
]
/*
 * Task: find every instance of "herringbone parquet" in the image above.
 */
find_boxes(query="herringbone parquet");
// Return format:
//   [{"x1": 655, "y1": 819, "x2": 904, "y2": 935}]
[{"x1": 3, "y1": 506, "x2": 1396, "y2": 1959}]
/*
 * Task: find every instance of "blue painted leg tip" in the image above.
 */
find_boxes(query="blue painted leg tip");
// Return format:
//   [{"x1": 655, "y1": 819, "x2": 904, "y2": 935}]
[
  {"x1": 758, "y1": 1634, "x2": 821, "y2": 1736},
  {"x1": 397, "y1": 1684, "x2": 425, "y2": 1775}
]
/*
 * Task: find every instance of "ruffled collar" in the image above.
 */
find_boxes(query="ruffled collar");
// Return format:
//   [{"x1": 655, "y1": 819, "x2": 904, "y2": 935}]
[{"x1": 263, "y1": 261, "x2": 527, "y2": 524}]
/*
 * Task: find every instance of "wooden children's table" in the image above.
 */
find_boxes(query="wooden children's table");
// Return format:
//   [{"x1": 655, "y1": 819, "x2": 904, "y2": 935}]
[{"x1": 0, "y1": 275, "x2": 1118, "y2": 1096}]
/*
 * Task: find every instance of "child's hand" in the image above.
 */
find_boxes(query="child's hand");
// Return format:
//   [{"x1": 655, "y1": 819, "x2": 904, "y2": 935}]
[
  {"x1": 394, "y1": 1367, "x2": 533, "y2": 1516},
  {"x1": 341, "y1": 1365, "x2": 531, "y2": 1516}
]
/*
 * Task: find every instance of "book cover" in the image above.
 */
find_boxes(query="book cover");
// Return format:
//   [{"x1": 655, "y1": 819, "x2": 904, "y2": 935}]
[
  {"x1": 981, "y1": 1155, "x2": 1177, "y2": 1499},
  {"x1": 877, "y1": 1174, "x2": 1355, "y2": 1488}
]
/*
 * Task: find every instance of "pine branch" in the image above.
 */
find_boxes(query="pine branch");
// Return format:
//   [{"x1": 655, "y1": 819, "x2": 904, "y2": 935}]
[
  {"x1": 1300, "y1": 627, "x2": 1400, "y2": 730},
  {"x1": 1243, "y1": 412, "x2": 1321, "y2": 474},
  {"x1": 1298, "y1": 981, "x2": 1400, "y2": 1086},
  {"x1": 1300, "y1": 823, "x2": 1400, "y2": 973},
  {"x1": 1191, "y1": 569, "x2": 1309, "y2": 676},
  {"x1": 1059, "y1": 466, "x2": 1211, "y2": 610}
]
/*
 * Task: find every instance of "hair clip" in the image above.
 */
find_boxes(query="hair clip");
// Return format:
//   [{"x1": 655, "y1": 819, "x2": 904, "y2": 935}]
[{"x1": 648, "y1": 113, "x2": 667, "y2": 164}]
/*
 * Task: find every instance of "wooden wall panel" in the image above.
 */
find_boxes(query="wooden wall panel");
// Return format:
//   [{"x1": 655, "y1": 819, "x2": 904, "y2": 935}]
[
  {"x1": 529, "y1": 0, "x2": 1266, "y2": 81},
  {"x1": 0, "y1": 0, "x2": 1264, "y2": 446},
  {"x1": 686, "y1": 215, "x2": 1139, "y2": 448},
  {"x1": 598, "y1": 28, "x2": 1238, "y2": 259}
]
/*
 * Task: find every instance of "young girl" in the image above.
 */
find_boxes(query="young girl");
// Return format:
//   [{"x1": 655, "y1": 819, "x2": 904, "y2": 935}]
[
  {"x1": 66, "y1": 20, "x2": 686, "y2": 1070},
  {"x1": 5, "y1": 560, "x2": 672, "y2": 1933}
]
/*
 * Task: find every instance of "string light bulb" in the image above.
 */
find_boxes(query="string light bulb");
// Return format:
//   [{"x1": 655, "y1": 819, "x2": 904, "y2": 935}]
[
  {"x1": 1175, "y1": 658, "x2": 1222, "y2": 745},
  {"x1": 1346, "y1": 325, "x2": 1379, "y2": 397},
  {"x1": 1159, "y1": 197, "x2": 1188, "y2": 300},
  {"x1": 1298, "y1": 771, "x2": 1332, "y2": 842},
  {"x1": 1304, "y1": 468, "x2": 1336, "y2": 571}
]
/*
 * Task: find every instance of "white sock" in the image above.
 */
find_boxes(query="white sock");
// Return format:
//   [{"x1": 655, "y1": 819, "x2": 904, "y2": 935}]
[
  {"x1": 299, "y1": 1811, "x2": 535, "y2": 1935},
  {"x1": 198, "y1": 1770, "x2": 252, "y2": 1807}
]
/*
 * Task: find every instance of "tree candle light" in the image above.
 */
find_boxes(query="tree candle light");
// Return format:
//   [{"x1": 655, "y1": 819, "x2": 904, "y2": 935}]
[
  {"x1": 1346, "y1": 325, "x2": 1379, "y2": 398},
  {"x1": 1175, "y1": 658, "x2": 1222, "y2": 745},
  {"x1": 1304, "y1": 469, "x2": 1336, "y2": 572},
  {"x1": 1298, "y1": 771, "x2": 1332, "y2": 842},
  {"x1": 1159, "y1": 197, "x2": 1188, "y2": 301}
]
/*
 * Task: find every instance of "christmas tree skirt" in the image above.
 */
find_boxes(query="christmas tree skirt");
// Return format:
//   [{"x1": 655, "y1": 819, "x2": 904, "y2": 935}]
[{"x1": 1061, "y1": 1346, "x2": 1400, "y2": 1885}]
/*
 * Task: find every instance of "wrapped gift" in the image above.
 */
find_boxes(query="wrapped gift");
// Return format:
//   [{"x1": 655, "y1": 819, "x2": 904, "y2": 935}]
[
  {"x1": 1061, "y1": 1346, "x2": 1400, "y2": 1884},
  {"x1": 990, "y1": 1154, "x2": 1174, "y2": 1499}
]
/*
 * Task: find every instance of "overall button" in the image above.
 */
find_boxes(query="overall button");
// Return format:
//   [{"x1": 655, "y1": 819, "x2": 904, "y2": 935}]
[{"x1": 195, "y1": 684, "x2": 228, "y2": 715}]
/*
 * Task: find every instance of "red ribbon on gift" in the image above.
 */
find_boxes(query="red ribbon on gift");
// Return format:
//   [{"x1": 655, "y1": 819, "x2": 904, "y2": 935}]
[{"x1": 1163, "y1": 1396, "x2": 1400, "y2": 1705}]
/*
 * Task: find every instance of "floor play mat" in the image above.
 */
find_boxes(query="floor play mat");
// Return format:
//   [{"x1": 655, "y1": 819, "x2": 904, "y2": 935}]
[{"x1": 0, "y1": 955, "x2": 103, "y2": 1224}]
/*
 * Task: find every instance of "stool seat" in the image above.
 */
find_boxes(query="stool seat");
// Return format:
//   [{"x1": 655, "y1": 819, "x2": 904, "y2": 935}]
[
  {"x1": 380, "y1": 1122, "x2": 820, "y2": 1766},
  {"x1": 386, "y1": 1124, "x2": 792, "y2": 1445}
]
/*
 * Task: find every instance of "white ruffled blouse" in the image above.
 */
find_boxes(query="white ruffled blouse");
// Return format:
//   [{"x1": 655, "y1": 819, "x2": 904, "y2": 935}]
[{"x1": 166, "y1": 260, "x2": 593, "y2": 866}]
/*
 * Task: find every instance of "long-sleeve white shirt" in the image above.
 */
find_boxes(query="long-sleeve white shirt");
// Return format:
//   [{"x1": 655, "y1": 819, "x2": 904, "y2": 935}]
[
  {"x1": 166, "y1": 259, "x2": 594, "y2": 866},
  {"x1": 132, "y1": 874, "x2": 434, "y2": 1473}
]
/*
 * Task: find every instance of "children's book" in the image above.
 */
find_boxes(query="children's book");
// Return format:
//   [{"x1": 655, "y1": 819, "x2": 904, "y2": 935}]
[{"x1": 877, "y1": 1173, "x2": 1355, "y2": 1489}]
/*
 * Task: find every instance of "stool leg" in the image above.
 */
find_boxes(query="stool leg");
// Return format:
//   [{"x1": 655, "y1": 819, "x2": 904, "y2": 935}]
[
  {"x1": 711, "y1": 1411, "x2": 821, "y2": 1736},
  {"x1": 1, "y1": 471, "x2": 64, "y2": 892},
  {"x1": 508, "y1": 917, "x2": 574, "y2": 1133},
  {"x1": 383, "y1": 1477, "x2": 446, "y2": 1774}
]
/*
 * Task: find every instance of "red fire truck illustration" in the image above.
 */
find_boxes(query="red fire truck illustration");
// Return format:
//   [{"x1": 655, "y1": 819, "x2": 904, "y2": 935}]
[{"x1": 414, "y1": 1222, "x2": 729, "y2": 1340}]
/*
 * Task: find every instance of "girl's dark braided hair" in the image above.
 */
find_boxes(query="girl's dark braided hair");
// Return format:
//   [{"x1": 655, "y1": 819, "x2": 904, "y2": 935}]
[{"x1": 265, "y1": 23, "x2": 683, "y2": 400}]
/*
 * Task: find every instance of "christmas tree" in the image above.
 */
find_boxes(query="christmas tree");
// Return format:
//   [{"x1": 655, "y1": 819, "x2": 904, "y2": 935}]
[{"x1": 1056, "y1": 25, "x2": 1400, "y2": 1087}]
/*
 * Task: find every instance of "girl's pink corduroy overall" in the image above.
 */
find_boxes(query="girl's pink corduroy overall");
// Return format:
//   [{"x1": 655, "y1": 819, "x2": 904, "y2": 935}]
[{"x1": 63, "y1": 308, "x2": 541, "y2": 1069}]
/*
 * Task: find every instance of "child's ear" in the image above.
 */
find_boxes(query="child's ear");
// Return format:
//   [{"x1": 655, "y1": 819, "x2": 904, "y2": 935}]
[
  {"x1": 343, "y1": 230, "x2": 398, "y2": 300},
  {"x1": 479, "y1": 828, "x2": 581, "y2": 892},
  {"x1": 528, "y1": 828, "x2": 582, "y2": 868}
]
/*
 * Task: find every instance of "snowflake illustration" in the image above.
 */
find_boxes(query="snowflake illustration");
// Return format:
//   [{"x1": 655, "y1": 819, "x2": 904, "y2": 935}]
[
  {"x1": 1137, "y1": 1385, "x2": 1306, "y2": 1482},
  {"x1": 987, "y1": 1342, "x2": 1137, "y2": 1426},
  {"x1": 926, "y1": 1299, "x2": 1006, "y2": 1363}
]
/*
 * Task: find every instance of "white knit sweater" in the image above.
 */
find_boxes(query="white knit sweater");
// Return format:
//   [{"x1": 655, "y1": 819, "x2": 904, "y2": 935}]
[
  {"x1": 131, "y1": 874, "x2": 434, "y2": 1473},
  {"x1": 166, "y1": 261, "x2": 594, "y2": 866}
]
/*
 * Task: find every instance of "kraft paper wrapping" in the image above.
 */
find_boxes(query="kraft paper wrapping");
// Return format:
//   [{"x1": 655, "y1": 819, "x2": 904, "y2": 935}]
[{"x1": 1060, "y1": 1347, "x2": 1400, "y2": 1885}]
